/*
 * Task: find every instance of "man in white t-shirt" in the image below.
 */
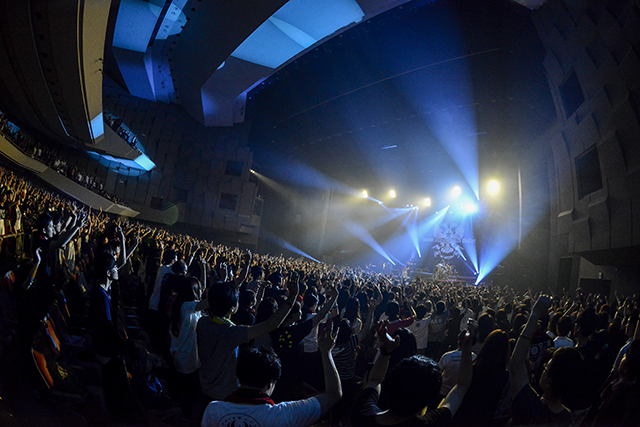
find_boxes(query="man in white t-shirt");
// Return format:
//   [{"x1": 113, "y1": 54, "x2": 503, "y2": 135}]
[
  {"x1": 553, "y1": 316, "x2": 574, "y2": 349},
  {"x1": 408, "y1": 304, "x2": 431, "y2": 354},
  {"x1": 202, "y1": 330, "x2": 342, "y2": 427},
  {"x1": 438, "y1": 338, "x2": 477, "y2": 396}
]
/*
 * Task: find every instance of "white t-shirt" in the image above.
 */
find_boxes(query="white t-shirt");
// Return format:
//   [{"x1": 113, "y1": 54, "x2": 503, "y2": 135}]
[
  {"x1": 202, "y1": 397, "x2": 321, "y2": 427},
  {"x1": 408, "y1": 316, "x2": 431, "y2": 350},
  {"x1": 438, "y1": 350, "x2": 476, "y2": 395},
  {"x1": 170, "y1": 301, "x2": 202, "y2": 374},
  {"x1": 149, "y1": 265, "x2": 172, "y2": 310},
  {"x1": 553, "y1": 336, "x2": 574, "y2": 349}
]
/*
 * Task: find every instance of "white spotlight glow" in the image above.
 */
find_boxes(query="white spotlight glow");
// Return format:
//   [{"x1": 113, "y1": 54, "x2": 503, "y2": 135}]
[
  {"x1": 464, "y1": 202, "x2": 478, "y2": 213},
  {"x1": 487, "y1": 180, "x2": 499, "y2": 195},
  {"x1": 424, "y1": 197, "x2": 431, "y2": 207},
  {"x1": 451, "y1": 186, "x2": 462, "y2": 198},
  {"x1": 362, "y1": 190, "x2": 368, "y2": 198},
  {"x1": 390, "y1": 190, "x2": 396, "y2": 198},
  {"x1": 487, "y1": 179, "x2": 500, "y2": 195}
]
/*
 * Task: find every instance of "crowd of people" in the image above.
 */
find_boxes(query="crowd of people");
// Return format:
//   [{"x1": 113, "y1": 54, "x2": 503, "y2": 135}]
[
  {"x1": 0, "y1": 162, "x2": 639, "y2": 427},
  {"x1": 104, "y1": 111, "x2": 141, "y2": 151},
  {"x1": 0, "y1": 111, "x2": 127, "y2": 205}
]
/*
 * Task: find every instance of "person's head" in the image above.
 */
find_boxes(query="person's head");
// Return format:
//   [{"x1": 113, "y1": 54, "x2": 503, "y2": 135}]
[
  {"x1": 512, "y1": 313, "x2": 527, "y2": 334},
  {"x1": 250, "y1": 265, "x2": 264, "y2": 280},
  {"x1": 477, "y1": 313, "x2": 496, "y2": 341},
  {"x1": 624, "y1": 310, "x2": 639, "y2": 337},
  {"x1": 496, "y1": 309, "x2": 508, "y2": 324},
  {"x1": 50, "y1": 211, "x2": 62, "y2": 233},
  {"x1": 415, "y1": 305, "x2": 428, "y2": 320},
  {"x1": 171, "y1": 259, "x2": 188, "y2": 276},
  {"x1": 37, "y1": 213, "x2": 55, "y2": 239},
  {"x1": 389, "y1": 328, "x2": 417, "y2": 370},
  {"x1": 556, "y1": 316, "x2": 573, "y2": 338},
  {"x1": 267, "y1": 271, "x2": 282, "y2": 288},
  {"x1": 435, "y1": 301, "x2": 446, "y2": 314},
  {"x1": 208, "y1": 281, "x2": 239, "y2": 317},
  {"x1": 539, "y1": 347, "x2": 582, "y2": 399},
  {"x1": 236, "y1": 347, "x2": 281, "y2": 394},
  {"x1": 356, "y1": 292, "x2": 369, "y2": 315},
  {"x1": 344, "y1": 298, "x2": 360, "y2": 322},
  {"x1": 474, "y1": 329, "x2": 509, "y2": 372},
  {"x1": 337, "y1": 289, "x2": 351, "y2": 311},
  {"x1": 385, "y1": 301, "x2": 400, "y2": 321},
  {"x1": 380, "y1": 355, "x2": 441, "y2": 416},
  {"x1": 424, "y1": 301, "x2": 432, "y2": 313},
  {"x1": 303, "y1": 293, "x2": 319, "y2": 313},
  {"x1": 94, "y1": 251, "x2": 118, "y2": 283},
  {"x1": 162, "y1": 249, "x2": 178, "y2": 266},
  {"x1": 284, "y1": 301, "x2": 302, "y2": 323},
  {"x1": 336, "y1": 319, "x2": 353, "y2": 345},
  {"x1": 548, "y1": 312, "x2": 561, "y2": 334},
  {"x1": 255, "y1": 298, "x2": 277, "y2": 324},
  {"x1": 575, "y1": 307, "x2": 599, "y2": 339},
  {"x1": 238, "y1": 289, "x2": 257, "y2": 310}
]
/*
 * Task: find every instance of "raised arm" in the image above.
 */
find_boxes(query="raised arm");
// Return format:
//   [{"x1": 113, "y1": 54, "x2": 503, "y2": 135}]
[
  {"x1": 23, "y1": 247, "x2": 42, "y2": 290},
  {"x1": 49, "y1": 211, "x2": 86, "y2": 251},
  {"x1": 115, "y1": 225, "x2": 127, "y2": 269},
  {"x1": 234, "y1": 250, "x2": 252, "y2": 287},
  {"x1": 357, "y1": 302, "x2": 376, "y2": 343},
  {"x1": 315, "y1": 329, "x2": 342, "y2": 419},
  {"x1": 311, "y1": 286, "x2": 338, "y2": 328},
  {"x1": 508, "y1": 294, "x2": 552, "y2": 397},
  {"x1": 363, "y1": 321, "x2": 401, "y2": 391},
  {"x1": 438, "y1": 329, "x2": 473, "y2": 417}
]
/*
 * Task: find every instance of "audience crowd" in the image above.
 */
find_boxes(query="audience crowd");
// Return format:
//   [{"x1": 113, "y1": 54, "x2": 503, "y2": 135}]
[
  {"x1": 0, "y1": 163, "x2": 639, "y2": 427},
  {"x1": 0, "y1": 111, "x2": 127, "y2": 205},
  {"x1": 104, "y1": 111, "x2": 142, "y2": 152}
]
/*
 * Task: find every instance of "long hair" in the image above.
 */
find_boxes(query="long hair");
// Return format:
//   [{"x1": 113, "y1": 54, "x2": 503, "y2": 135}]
[
  {"x1": 473, "y1": 329, "x2": 509, "y2": 372},
  {"x1": 344, "y1": 297, "x2": 360, "y2": 324}
]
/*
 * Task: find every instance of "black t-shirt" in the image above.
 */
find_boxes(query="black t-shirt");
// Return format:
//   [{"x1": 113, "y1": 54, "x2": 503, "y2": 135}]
[
  {"x1": 510, "y1": 384, "x2": 572, "y2": 426},
  {"x1": 270, "y1": 319, "x2": 314, "y2": 357},
  {"x1": 352, "y1": 387, "x2": 452, "y2": 427}
]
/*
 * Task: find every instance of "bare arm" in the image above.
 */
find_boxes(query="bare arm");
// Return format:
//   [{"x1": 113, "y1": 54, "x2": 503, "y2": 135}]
[
  {"x1": 508, "y1": 295, "x2": 552, "y2": 398},
  {"x1": 234, "y1": 250, "x2": 252, "y2": 287},
  {"x1": 363, "y1": 321, "x2": 400, "y2": 391},
  {"x1": 438, "y1": 329, "x2": 473, "y2": 417},
  {"x1": 357, "y1": 303, "x2": 375, "y2": 343},
  {"x1": 314, "y1": 329, "x2": 342, "y2": 419},
  {"x1": 49, "y1": 214, "x2": 85, "y2": 251},
  {"x1": 115, "y1": 226, "x2": 127, "y2": 269},
  {"x1": 23, "y1": 248, "x2": 42, "y2": 290},
  {"x1": 311, "y1": 286, "x2": 338, "y2": 328}
]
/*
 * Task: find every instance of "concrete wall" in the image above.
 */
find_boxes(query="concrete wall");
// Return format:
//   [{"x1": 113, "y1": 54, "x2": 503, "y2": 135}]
[
  {"x1": 532, "y1": 0, "x2": 640, "y2": 293},
  {"x1": 100, "y1": 79, "x2": 261, "y2": 246}
]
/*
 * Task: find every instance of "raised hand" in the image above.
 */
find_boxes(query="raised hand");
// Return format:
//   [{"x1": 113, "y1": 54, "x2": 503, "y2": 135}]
[{"x1": 376, "y1": 320, "x2": 401, "y2": 355}]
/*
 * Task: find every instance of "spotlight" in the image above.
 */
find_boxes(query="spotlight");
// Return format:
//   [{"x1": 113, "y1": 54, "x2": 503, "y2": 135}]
[
  {"x1": 464, "y1": 202, "x2": 477, "y2": 213},
  {"x1": 487, "y1": 180, "x2": 499, "y2": 195},
  {"x1": 424, "y1": 197, "x2": 431, "y2": 207},
  {"x1": 362, "y1": 190, "x2": 368, "y2": 198},
  {"x1": 390, "y1": 190, "x2": 396, "y2": 198},
  {"x1": 451, "y1": 186, "x2": 462, "y2": 198}
]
